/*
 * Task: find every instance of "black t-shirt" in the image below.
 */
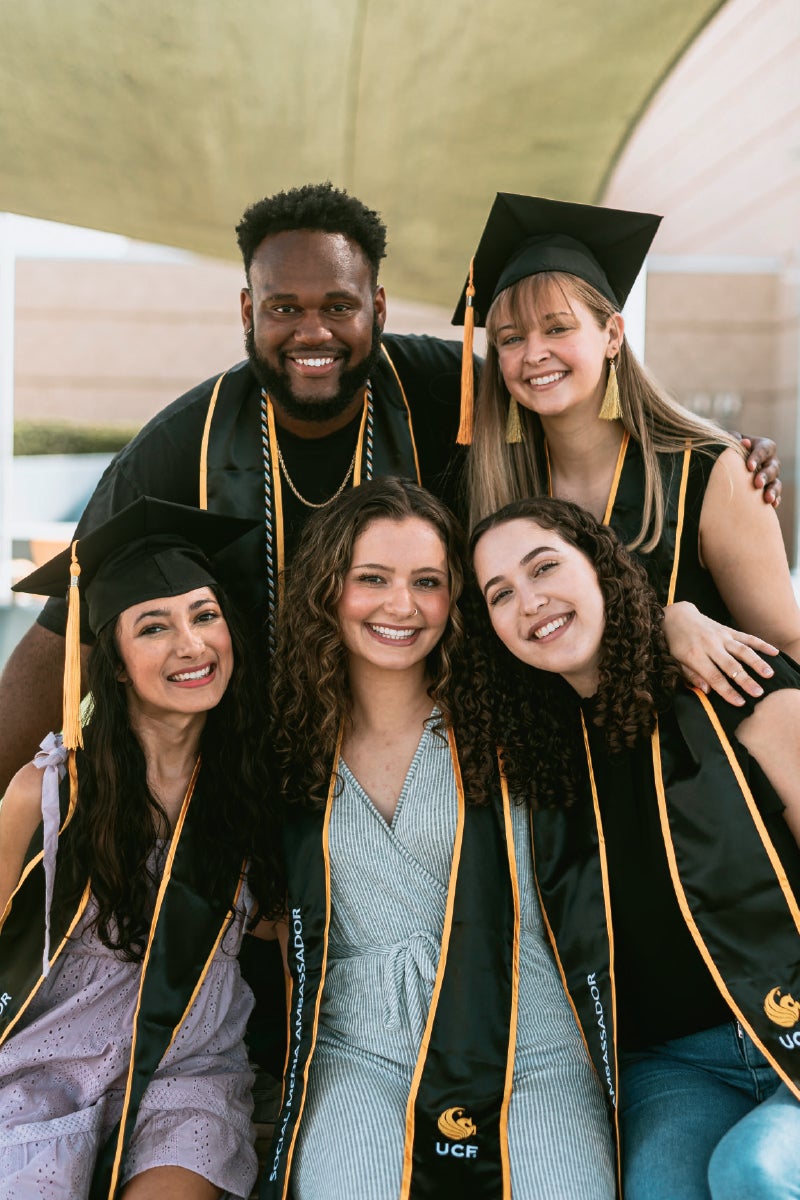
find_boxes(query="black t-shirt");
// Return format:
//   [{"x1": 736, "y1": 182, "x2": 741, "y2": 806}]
[{"x1": 37, "y1": 333, "x2": 471, "y2": 641}]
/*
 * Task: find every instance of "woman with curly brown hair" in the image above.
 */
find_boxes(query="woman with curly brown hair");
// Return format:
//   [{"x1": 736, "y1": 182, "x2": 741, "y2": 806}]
[
  {"x1": 0, "y1": 499, "x2": 283, "y2": 1200},
  {"x1": 472, "y1": 495, "x2": 800, "y2": 1200},
  {"x1": 266, "y1": 478, "x2": 615, "y2": 1200},
  {"x1": 455, "y1": 193, "x2": 798, "y2": 709}
]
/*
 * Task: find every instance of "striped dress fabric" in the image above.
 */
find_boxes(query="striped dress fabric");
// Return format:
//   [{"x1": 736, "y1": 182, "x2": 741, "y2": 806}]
[{"x1": 292, "y1": 724, "x2": 615, "y2": 1199}]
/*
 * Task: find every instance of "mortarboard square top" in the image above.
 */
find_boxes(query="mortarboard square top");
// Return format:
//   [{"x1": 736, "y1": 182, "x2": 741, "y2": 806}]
[
  {"x1": 452, "y1": 193, "x2": 662, "y2": 328},
  {"x1": 13, "y1": 497, "x2": 258, "y2": 635}
]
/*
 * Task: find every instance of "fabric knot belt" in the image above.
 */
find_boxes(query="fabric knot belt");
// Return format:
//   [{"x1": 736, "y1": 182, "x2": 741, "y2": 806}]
[
  {"x1": 383, "y1": 930, "x2": 440, "y2": 1039},
  {"x1": 33, "y1": 732, "x2": 69, "y2": 976}
]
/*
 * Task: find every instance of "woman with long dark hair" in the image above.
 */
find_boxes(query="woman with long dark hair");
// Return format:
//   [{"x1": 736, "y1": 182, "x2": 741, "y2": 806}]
[
  {"x1": 472, "y1": 495, "x2": 800, "y2": 1199},
  {"x1": 0, "y1": 499, "x2": 283, "y2": 1200},
  {"x1": 266, "y1": 477, "x2": 615, "y2": 1200}
]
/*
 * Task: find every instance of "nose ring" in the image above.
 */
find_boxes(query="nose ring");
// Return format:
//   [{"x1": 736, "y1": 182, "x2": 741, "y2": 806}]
[{"x1": 411, "y1": 608, "x2": 418, "y2": 616}]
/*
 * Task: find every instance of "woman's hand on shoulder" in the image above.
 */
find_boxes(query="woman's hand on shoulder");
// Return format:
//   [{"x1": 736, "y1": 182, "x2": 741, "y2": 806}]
[
  {"x1": 662, "y1": 601, "x2": 777, "y2": 706},
  {"x1": 699, "y1": 447, "x2": 800, "y2": 662},
  {"x1": 0, "y1": 761, "x2": 45, "y2": 913},
  {"x1": 736, "y1": 434, "x2": 781, "y2": 506}
]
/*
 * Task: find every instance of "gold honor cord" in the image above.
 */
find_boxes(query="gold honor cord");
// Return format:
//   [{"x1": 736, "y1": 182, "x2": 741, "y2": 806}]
[
  {"x1": 497, "y1": 763, "x2": 521, "y2": 1195},
  {"x1": 278, "y1": 728, "x2": 339, "y2": 1200},
  {"x1": 0, "y1": 881, "x2": 92, "y2": 1047},
  {"x1": 379, "y1": 346, "x2": 422, "y2": 484},
  {"x1": 665, "y1": 444, "x2": 692, "y2": 606},
  {"x1": 650, "y1": 717, "x2": 800, "y2": 1103},
  {"x1": 198, "y1": 372, "x2": 227, "y2": 511},
  {"x1": 399, "y1": 727, "x2": 467, "y2": 1200},
  {"x1": 107, "y1": 757, "x2": 202, "y2": 1197}
]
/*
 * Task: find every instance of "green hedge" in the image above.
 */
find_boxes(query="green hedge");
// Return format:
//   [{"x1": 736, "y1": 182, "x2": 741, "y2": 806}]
[{"x1": 14, "y1": 421, "x2": 139, "y2": 456}]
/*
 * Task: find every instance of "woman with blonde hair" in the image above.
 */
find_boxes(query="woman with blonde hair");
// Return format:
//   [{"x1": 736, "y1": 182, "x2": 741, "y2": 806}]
[{"x1": 456, "y1": 193, "x2": 799, "y2": 704}]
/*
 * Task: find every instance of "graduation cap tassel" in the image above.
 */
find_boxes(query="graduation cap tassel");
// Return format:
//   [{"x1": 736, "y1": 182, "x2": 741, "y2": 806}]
[
  {"x1": 456, "y1": 257, "x2": 476, "y2": 446},
  {"x1": 61, "y1": 541, "x2": 84, "y2": 752}
]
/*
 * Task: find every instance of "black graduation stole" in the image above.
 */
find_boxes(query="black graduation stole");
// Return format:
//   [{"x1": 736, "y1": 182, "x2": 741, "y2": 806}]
[
  {"x1": 653, "y1": 687, "x2": 800, "y2": 1097},
  {"x1": 0, "y1": 758, "x2": 245, "y2": 1199},
  {"x1": 262, "y1": 732, "x2": 520, "y2": 1200},
  {"x1": 528, "y1": 729, "x2": 622, "y2": 1188},
  {"x1": 197, "y1": 348, "x2": 421, "y2": 638}
]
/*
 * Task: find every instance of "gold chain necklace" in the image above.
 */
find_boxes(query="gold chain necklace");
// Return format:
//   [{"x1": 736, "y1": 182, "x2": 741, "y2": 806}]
[{"x1": 274, "y1": 432, "x2": 357, "y2": 509}]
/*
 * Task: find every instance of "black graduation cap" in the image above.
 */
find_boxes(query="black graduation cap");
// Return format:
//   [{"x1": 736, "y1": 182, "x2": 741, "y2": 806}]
[
  {"x1": 13, "y1": 497, "x2": 258, "y2": 750},
  {"x1": 452, "y1": 193, "x2": 662, "y2": 327},
  {"x1": 14, "y1": 497, "x2": 257, "y2": 635}
]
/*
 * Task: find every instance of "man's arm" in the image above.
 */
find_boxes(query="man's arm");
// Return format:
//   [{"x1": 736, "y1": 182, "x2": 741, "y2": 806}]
[{"x1": 0, "y1": 624, "x2": 89, "y2": 795}]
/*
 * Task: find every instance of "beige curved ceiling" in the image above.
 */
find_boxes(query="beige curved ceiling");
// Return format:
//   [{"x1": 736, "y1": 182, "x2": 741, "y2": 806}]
[{"x1": 0, "y1": 0, "x2": 724, "y2": 306}]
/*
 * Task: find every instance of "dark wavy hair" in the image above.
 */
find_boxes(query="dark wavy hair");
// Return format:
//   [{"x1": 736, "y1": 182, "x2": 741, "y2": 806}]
[
  {"x1": 271, "y1": 478, "x2": 495, "y2": 809},
  {"x1": 53, "y1": 589, "x2": 283, "y2": 958},
  {"x1": 469, "y1": 496, "x2": 681, "y2": 808},
  {"x1": 236, "y1": 182, "x2": 387, "y2": 285}
]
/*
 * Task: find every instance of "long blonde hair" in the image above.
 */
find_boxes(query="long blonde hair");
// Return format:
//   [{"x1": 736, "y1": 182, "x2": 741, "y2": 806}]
[{"x1": 466, "y1": 272, "x2": 740, "y2": 551}]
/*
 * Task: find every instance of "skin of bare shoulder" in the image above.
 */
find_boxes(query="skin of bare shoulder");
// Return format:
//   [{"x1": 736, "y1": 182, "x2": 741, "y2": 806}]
[
  {"x1": 735, "y1": 689, "x2": 800, "y2": 849},
  {"x1": 699, "y1": 447, "x2": 800, "y2": 662},
  {"x1": 0, "y1": 760, "x2": 47, "y2": 913}
]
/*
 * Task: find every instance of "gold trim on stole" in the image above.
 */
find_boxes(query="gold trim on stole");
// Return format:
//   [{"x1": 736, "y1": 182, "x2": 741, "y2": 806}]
[
  {"x1": 651, "y1": 711, "x2": 800, "y2": 1102},
  {"x1": 399, "y1": 727, "x2": 467, "y2": 1198},
  {"x1": 107, "y1": 757, "x2": 203, "y2": 1195},
  {"x1": 198, "y1": 372, "x2": 227, "y2": 510},
  {"x1": 277, "y1": 727, "x2": 339, "y2": 1199}
]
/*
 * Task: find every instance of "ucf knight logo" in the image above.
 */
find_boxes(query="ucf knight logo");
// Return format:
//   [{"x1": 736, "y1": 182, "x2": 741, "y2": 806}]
[{"x1": 435, "y1": 1107, "x2": 478, "y2": 1160}]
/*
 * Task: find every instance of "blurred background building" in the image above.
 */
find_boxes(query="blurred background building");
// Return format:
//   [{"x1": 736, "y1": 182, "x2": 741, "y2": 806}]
[{"x1": 0, "y1": 0, "x2": 797, "y2": 655}]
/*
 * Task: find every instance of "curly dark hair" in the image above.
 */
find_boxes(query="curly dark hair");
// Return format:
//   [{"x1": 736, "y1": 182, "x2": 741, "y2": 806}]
[
  {"x1": 53, "y1": 589, "x2": 284, "y2": 958},
  {"x1": 469, "y1": 496, "x2": 681, "y2": 808},
  {"x1": 235, "y1": 181, "x2": 387, "y2": 284},
  {"x1": 271, "y1": 478, "x2": 496, "y2": 809}
]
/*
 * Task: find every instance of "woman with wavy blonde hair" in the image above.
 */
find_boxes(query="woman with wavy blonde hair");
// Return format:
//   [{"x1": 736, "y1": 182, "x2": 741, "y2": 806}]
[
  {"x1": 456, "y1": 193, "x2": 799, "y2": 708},
  {"x1": 472, "y1": 494, "x2": 800, "y2": 1200},
  {"x1": 266, "y1": 477, "x2": 615, "y2": 1200}
]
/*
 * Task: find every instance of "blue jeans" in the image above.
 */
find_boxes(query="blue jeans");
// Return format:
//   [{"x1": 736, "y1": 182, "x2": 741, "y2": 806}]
[{"x1": 619, "y1": 1021, "x2": 800, "y2": 1199}]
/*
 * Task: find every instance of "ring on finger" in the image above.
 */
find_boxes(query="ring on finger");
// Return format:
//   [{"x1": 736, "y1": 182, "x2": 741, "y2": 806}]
[{"x1": 731, "y1": 669, "x2": 741, "y2": 681}]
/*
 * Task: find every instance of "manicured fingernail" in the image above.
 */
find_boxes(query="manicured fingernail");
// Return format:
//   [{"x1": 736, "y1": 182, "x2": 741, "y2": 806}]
[
  {"x1": 758, "y1": 473, "x2": 767, "y2": 486},
  {"x1": 762, "y1": 665, "x2": 774, "y2": 676}
]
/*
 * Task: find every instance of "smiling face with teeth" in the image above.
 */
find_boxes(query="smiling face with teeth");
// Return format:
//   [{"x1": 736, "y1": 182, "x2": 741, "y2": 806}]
[
  {"x1": 115, "y1": 586, "x2": 234, "y2": 726},
  {"x1": 473, "y1": 516, "x2": 606, "y2": 697},
  {"x1": 489, "y1": 275, "x2": 622, "y2": 425},
  {"x1": 337, "y1": 516, "x2": 451, "y2": 677},
  {"x1": 241, "y1": 229, "x2": 386, "y2": 431}
]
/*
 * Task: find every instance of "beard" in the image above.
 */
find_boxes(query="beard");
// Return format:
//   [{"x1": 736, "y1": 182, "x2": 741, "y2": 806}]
[{"x1": 245, "y1": 319, "x2": 384, "y2": 424}]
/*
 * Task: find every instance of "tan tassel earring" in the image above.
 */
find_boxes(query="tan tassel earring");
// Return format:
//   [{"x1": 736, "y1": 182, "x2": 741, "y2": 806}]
[
  {"x1": 598, "y1": 357, "x2": 621, "y2": 421},
  {"x1": 505, "y1": 395, "x2": 523, "y2": 443}
]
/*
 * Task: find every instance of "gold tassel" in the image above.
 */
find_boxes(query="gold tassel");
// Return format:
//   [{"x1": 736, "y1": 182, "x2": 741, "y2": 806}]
[
  {"x1": 598, "y1": 358, "x2": 621, "y2": 421},
  {"x1": 456, "y1": 257, "x2": 476, "y2": 445},
  {"x1": 61, "y1": 540, "x2": 84, "y2": 751},
  {"x1": 505, "y1": 396, "x2": 523, "y2": 443}
]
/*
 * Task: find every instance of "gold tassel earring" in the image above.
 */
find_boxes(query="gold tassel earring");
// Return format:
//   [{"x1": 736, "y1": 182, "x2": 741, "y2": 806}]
[
  {"x1": 598, "y1": 357, "x2": 621, "y2": 421},
  {"x1": 505, "y1": 395, "x2": 523, "y2": 443}
]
